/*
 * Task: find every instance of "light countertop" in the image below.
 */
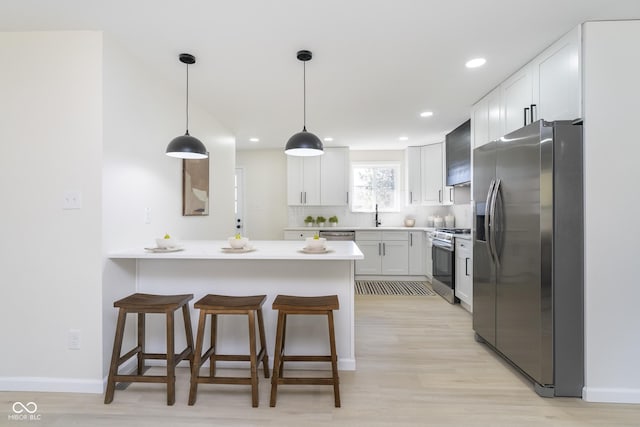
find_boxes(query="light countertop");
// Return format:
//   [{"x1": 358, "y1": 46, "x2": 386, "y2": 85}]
[
  {"x1": 109, "y1": 240, "x2": 364, "y2": 261},
  {"x1": 285, "y1": 226, "x2": 437, "y2": 232}
]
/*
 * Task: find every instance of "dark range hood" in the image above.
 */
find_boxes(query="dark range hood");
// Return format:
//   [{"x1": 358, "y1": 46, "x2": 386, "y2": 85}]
[{"x1": 445, "y1": 119, "x2": 471, "y2": 186}]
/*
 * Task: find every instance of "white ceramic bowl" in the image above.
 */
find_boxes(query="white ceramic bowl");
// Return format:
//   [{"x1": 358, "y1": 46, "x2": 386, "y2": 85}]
[
  {"x1": 404, "y1": 218, "x2": 416, "y2": 227},
  {"x1": 228, "y1": 237, "x2": 249, "y2": 249},
  {"x1": 305, "y1": 237, "x2": 327, "y2": 250},
  {"x1": 156, "y1": 238, "x2": 177, "y2": 249}
]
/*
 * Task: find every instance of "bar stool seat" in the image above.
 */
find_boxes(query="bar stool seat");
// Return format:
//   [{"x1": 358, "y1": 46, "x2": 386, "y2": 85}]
[
  {"x1": 188, "y1": 294, "x2": 269, "y2": 407},
  {"x1": 104, "y1": 293, "x2": 195, "y2": 405},
  {"x1": 270, "y1": 294, "x2": 340, "y2": 407}
]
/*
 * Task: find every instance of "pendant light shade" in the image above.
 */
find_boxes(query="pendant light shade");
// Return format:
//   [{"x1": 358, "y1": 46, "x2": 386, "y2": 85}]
[
  {"x1": 166, "y1": 53, "x2": 208, "y2": 159},
  {"x1": 285, "y1": 50, "x2": 323, "y2": 157}
]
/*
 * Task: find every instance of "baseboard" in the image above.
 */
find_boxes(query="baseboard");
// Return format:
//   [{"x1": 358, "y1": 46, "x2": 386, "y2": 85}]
[
  {"x1": 0, "y1": 376, "x2": 103, "y2": 394},
  {"x1": 583, "y1": 386, "x2": 640, "y2": 403},
  {"x1": 355, "y1": 275, "x2": 428, "y2": 281}
]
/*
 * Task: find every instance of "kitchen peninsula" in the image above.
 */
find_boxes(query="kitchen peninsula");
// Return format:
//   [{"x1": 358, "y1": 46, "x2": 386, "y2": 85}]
[{"x1": 108, "y1": 240, "x2": 363, "y2": 370}]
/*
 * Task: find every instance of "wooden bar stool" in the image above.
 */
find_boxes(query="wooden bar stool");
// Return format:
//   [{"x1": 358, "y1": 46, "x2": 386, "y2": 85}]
[
  {"x1": 188, "y1": 294, "x2": 269, "y2": 407},
  {"x1": 104, "y1": 293, "x2": 194, "y2": 405},
  {"x1": 270, "y1": 294, "x2": 340, "y2": 407}
]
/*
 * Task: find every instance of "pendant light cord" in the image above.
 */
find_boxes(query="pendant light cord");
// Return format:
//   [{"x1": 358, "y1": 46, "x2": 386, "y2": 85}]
[
  {"x1": 185, "y1": 62, "x2": 190, "y2": 135},
  {"x1": 303, "y1": 60, "x2": 307, "y2": 131}
]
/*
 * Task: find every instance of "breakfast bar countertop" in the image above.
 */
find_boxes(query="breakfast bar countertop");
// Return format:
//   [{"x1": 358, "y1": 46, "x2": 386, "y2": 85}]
[{"x1": 109, "y1": 239, "x2": 364, "y2": 261}]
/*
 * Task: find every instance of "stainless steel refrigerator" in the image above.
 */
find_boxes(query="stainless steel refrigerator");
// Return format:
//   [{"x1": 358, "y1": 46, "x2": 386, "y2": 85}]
[{"x1": 473, "y1": 120, "x2": 583, "y2": 397}]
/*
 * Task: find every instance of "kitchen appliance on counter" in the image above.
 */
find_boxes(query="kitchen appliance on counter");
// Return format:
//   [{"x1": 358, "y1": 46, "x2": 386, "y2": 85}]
[
  {"x1": 431, "y1": 228, "x2": 471, "y2": 303},
  {"x1": 473, "y1": 120, "x2": 583, "y2": 397}
]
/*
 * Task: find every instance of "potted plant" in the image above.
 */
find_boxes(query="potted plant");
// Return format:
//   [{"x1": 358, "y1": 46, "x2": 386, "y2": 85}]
[
  {"x1": 329, "y1": 215, "x2": 339, "y2": 226},
  {"x1": 316, "y1": 216, "x2": 326, "y2": 227},
  {"x1": 304, "y1": 215, "x2": 315, "y2": 227}
]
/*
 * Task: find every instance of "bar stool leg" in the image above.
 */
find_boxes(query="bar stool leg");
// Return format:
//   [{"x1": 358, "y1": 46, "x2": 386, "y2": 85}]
[
  {"x1": 257, "y1": 308, "x2": 270, "y2": 378},
  {"x1": 104, "y1": 309, "x2": 127, "y2": 404},
  {"x1": 210, "y1": 313, "x2": 218, "y2": 377},
  {"x1": 182, "y1": 304, "x2": 195, "y2": 370},
  {"x1": 166, "y1": 310, "x2": 176, "y2": 406},
  {"x1": 189, "y1": 309, "x2": 207, "y2": 405},
  {"x1": 270, "y1": 311, "x2": 286, "y2": 407},
  {"x1": 248, "y1": 310, "x2": 259, "y2": 407},
  {"x1": 328, "y1": 310, "x2": 341, "y2": 407},
  {"x1": 137, "y1": 312, "x2": 145, "y2": 374}
]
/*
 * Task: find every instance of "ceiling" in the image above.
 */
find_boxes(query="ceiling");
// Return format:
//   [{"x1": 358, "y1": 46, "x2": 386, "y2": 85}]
[{"x1": 2, "y1": 1, "x2": 639, "y2": 151}]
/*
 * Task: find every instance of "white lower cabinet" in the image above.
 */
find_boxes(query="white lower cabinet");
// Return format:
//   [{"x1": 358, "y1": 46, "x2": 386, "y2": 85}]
[
  {"x1": 355, "y1": 231, "x2": 409, "y2": 275},
  {"x1": 455, "y1": 238, "x2": 473, "y2": 311},
  {"x1": 283, "y1": 230, "x2": 318, "y2": 240},
  {"x1": 426, "y1": 232, "x2": 433, "y2": 281},
  {"x1": 408, "y1": 231, "x2": 425, "y2": 275}
]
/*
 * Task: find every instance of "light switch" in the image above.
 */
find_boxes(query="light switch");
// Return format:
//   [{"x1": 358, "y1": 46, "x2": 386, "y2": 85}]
[
  {"x1": 144, "y1": 208, "x2": 152, "y2": 224},
  {"x1": 62, "y1": 191, "x2": 82, "y2": 209}
]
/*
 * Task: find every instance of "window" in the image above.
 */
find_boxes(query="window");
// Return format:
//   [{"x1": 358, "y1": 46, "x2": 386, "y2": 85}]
[{"x1": 351, "y1": 162, "x2": 400, "y2": 212}]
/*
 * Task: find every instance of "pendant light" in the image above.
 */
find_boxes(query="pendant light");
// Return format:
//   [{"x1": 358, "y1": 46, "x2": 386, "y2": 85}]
[
  {"x1": 285, "y1": 50, "x2": 324, "y2": 156},
  {"x1": 166, "y1": 53, "x2": 208, "y2": 159}
]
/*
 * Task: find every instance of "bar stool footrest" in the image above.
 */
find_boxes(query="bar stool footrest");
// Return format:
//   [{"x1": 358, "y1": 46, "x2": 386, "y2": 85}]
[{"x1": 276, "y1": 377, "x2": 338, "y2": 385}]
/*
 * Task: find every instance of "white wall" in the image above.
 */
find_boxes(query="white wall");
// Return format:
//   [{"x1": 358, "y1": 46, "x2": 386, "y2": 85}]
[
  {"x1": 582, "y1": 21, "x2": 640, "y2": 403},
  {"x1": 101, "y1": 36, "x2": 235, "y2": 380},
  {"x1": 0, "y1": 32, "x2": 104, "y2": 391},
  {"x1": 0, "y1": 31, "x2": 236, "y2": 393},
  {"x1": 235, "y1": 149, "x2": 287, "y2": 239}
]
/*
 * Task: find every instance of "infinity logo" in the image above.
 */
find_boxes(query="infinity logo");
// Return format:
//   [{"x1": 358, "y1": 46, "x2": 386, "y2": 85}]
[{"x1": 12, "y1": 401, "x2": 38, "y2": 414}]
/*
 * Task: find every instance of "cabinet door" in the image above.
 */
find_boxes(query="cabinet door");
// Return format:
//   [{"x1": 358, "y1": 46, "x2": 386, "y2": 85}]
[
  {"x1": 532, "y1": 26, "x2": 581, "y2": 122},
  {"x1": 408, "y1": 231, "x2": 425, "y2": 275},
  {"x1": 455, "y1": 240, "x2": 473, "y2": 307},
  {"x1": 287, "y1": 156, "x2": 305, "y2": 206},
  {"x1": 303, "y1": 156, "x2": 321, "y2": 205},
  {"x1": 487, "y1": 88, "x2": 502, "y2": 142},
  {"x1": 381, "y1": 240, "x2": 409, "y2": 275},
  {"x1": 471, "y1": 97, "x2": 489, "y2": 148},
  {"x1": 355, "y1": 241, "x2": 382, "y2": 274},
  {"x1": 406, "y1": 146, "x2": 422, "y2": 204},
  {"x1": 426, "y1": 238, "x2": 433, "y2": 280},
  {"x1": 421, "y1": 143, "x2": 444, "y2": 204},
  {"x1": 501, "y1": 66, "x2": 533, "y2": 134},
  {"x1": 321, "y1": 147, "x2": 349, "y2": 206}
]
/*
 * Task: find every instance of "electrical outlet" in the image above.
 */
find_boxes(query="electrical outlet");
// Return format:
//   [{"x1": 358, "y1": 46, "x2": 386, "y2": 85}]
[
  {"x1": 144, "y1": 207, "x2": 152, "y2": 224},
  {"x1": 68, "y1": 329, "x2": 81, "y2": 350}
]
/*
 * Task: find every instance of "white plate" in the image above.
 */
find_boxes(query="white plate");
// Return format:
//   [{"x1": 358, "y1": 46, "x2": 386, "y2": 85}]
[
  {"x1": 221, "y1": 246, "x2": 256, "y2": 253},
  {"x1": 299, "y1": 247, "x2": 332, "y2": 254},
  {"x1": 144, "y1": 246, "x2": 184, "y2": 253}
]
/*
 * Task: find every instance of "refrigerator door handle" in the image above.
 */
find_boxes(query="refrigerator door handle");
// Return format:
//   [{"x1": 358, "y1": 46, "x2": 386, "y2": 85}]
[
  {"x1": 484, "y1": 179, "x2": 496, "y2": 262},
  {"x1": 489, "y1": 179, "x2": 502, "y2": 267}
]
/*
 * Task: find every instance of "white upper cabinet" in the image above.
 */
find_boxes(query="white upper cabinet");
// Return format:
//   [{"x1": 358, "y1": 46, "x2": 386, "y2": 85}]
[
  {"x1": 287, "y1": 147, "x2": 349, "y2": 206},
  {"x1": 320, "y1": 147, "x2": 350, "y2": 206},
  {"x1": 501, "y1": 66, "x2": 534, "y2": 135},
  {"x1": 421, "y1": 143, "x2": 444, "y2": 205},
  {"x1": 406, "y1": 146, "x2": 423, "y2": 204},
  {"x1": 287, "y1": 156, "x2": 321, "y2": 206},
  {"x1": 472, "y1": 25, "x2": 582, "y2": 148},
  {"x1": 532, "y1": 25, "x2": 582, "y2": 122}
]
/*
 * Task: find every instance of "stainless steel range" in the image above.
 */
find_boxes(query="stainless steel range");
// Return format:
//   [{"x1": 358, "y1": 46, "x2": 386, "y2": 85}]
[{"x1": 431, "y1": 228, "x2": 470, "y2": 303}]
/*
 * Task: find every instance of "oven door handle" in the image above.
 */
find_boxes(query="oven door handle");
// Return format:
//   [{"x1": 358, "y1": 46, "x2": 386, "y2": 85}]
[{"x1": 432, "y1": 241, "x2": 454, "y2": 252}]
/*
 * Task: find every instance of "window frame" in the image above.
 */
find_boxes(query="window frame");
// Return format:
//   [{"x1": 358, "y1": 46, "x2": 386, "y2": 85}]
[{"x1": 350, "y1": 161, "x2": 402, "y2": 213}]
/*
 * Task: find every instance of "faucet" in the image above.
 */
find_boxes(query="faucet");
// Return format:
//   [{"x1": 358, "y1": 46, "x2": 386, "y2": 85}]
[{"x1": 375, "y1": 204, "x2": 382, "y2": 227}]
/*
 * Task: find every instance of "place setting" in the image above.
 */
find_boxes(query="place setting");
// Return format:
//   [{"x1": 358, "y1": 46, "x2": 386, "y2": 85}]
[
  {"x1": 144, "y1": 234, "x2": 184, "y2": 253},
  {"x1": 221, "y1": 234, "x2": 256, "y2": 253},
  {"x1": 299, "y1": 236, "x2": 332, "y2": 254}
]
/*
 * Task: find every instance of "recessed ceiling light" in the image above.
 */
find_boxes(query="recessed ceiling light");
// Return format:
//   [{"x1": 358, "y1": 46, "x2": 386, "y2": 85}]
[
  {"x1": 465, "y1": 58, "x2": 486, "y2": 68},
  {"x1": 249, "y1": 137, "x2": 259, "y2": 142},
  {"x1": 399, "y1": 136, "x2": 409, "y2": 141},
  {"x1": 420, "y1": 111, "x2": 434, "y2": 118},
  {"x1": 323, "y1": 137, "x2": 333, "y2": 142}
]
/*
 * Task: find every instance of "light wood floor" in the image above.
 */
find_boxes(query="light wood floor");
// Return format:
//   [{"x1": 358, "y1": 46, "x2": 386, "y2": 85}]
[{"x1": 4, "y1": 295, "x2": 640, "y2": 426}]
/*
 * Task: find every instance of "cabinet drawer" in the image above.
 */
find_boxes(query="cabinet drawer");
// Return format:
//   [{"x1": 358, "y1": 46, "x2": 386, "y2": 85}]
[
  {"x1": 382, "y1": 231, "x2": 409, "y2": 241},
  {"x1": 356, "y1": 231, "x2": 382, "y2": 241},
  {"x1": 455, "y1": 238, "x2": 471, "y2": 252}
]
